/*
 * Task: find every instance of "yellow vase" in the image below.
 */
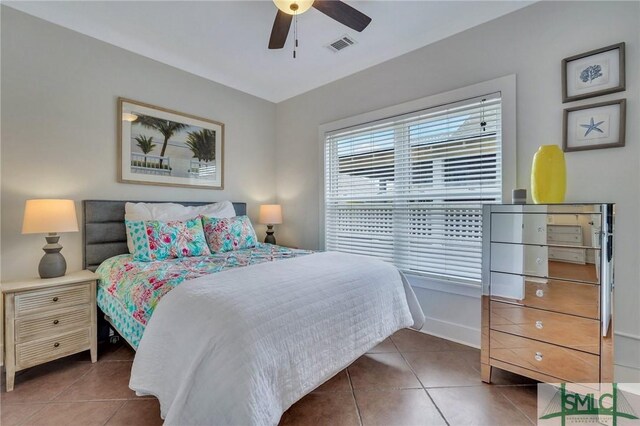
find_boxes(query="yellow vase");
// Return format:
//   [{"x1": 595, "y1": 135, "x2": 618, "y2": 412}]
[{"x1": 531, "y1": 145, "x2": 566, "y2": 204}]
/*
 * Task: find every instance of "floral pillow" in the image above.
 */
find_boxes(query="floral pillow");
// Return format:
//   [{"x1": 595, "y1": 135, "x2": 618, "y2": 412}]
[
  {"x1": 202, "y1": 215, "x2": 257, "y2": 253},
  {"x1": 125, "y1": 218, "x2": 211, "y2": 262}
]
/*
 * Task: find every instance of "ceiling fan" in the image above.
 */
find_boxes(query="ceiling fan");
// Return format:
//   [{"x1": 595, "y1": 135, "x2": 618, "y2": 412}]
[{"x1": 268, "y1": 0, "x2": 372, "y2": 50}]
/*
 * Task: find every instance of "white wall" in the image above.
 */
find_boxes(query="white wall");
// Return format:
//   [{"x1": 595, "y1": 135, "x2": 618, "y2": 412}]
[
  {"x1": 275, "y1": 1, "x2": 640, "y2": 380},
  {"x1": 2, "y1": 1, "x2": 639, "y2": 381},
  {"x1": 0, "y1": 7, "x2": 277, "y2": 280}
]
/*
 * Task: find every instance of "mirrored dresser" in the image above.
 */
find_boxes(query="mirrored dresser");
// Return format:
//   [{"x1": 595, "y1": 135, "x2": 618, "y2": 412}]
[{"x1": 481, "y1": 204, "x2": 614, "y2": 384}]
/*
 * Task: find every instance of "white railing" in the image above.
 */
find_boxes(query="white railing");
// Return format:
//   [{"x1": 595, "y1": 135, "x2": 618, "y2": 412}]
[
  {"x1": 188, "y1": 160, "x2": 216, "y2": 178},
  {"x1": 131, "y1": 153, "x2": 171, "y2": 176}
]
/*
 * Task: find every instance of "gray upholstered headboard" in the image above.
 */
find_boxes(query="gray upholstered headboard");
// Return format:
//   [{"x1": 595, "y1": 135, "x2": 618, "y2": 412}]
[{"x1": 83, "y1": 200, "x2": 247, "y2": 271}]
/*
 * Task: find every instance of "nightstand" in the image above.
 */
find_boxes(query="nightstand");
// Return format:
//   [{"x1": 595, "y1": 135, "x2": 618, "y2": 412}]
[{"x1": 2, "y1": 270, "x2": 98, "y2": 391}]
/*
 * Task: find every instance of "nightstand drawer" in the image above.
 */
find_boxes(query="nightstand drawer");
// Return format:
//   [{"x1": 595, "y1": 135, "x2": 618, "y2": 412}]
[
  {"x1": 490, "y1": 330, "x2": 600, "y2": 383},
  {"x1": 15, "y1": 307, "x2": 91, "y2": 343},
  {"x1": 15, "y1": 283, "x2": 91, "y2": 316},
  {"x1": 16, "y1": 328, "x2": 91, "y2": 369}
]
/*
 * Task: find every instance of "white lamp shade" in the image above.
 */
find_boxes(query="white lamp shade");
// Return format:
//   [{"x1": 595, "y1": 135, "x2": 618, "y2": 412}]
[
  {"x1": 259, "y1": 204, "x2": 283, "y2": 225},
  {"x1": 22, "y1": 199, "x2": 79, "y2": 234},
  {"x1": 273, "y1": 0, "x2": 314, "y2": 15}
]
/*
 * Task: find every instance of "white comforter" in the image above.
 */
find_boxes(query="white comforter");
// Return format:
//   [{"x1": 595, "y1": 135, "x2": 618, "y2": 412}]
[{"x1": 129, "y1": 251, "x2": 425, "y2": 426}]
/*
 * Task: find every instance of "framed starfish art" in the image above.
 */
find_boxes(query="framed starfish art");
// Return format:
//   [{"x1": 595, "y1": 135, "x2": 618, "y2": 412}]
[
  {"x1": 562, "y1": 42, "x2": 625, "y2": 103},
  {"x1": 563, "y1": 99, "x2": 626, "y2": 152}
]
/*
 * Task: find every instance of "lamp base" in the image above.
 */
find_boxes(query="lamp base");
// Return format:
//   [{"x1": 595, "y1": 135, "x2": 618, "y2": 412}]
[
  {"x1": 264, "y1": 225, "x2": 277, "y2": 245},
  {"x1": 39, "y1": 233, "x2": 67, "y2": 279}
]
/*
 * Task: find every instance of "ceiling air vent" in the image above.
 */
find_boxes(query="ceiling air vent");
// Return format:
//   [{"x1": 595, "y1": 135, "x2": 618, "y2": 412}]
[{"x1": 326, "y1": 35, "x2": 357, "y2": 53}]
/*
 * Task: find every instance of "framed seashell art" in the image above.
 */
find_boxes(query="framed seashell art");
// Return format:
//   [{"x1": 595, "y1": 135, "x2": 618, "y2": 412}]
[{"x1": 562, "y1": 42, "x2": 625, "y2": 103}]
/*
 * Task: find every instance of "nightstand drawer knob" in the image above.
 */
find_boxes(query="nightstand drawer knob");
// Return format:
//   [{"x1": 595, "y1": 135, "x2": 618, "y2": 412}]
[
  {"x1": 536, "y1": 289, "x2": 544, "y2": 297},
  {"x1": 53, "y1": 320, "x2": 59, "y2": 325},
  {"x1": 52, "y1": 297, "x2": 59, "y2": 302},
  {"x1": 535, "y1": 352, "x2": 543, "y2": 362},
  {"x1": 535, "y1": 320, "x2": 543, "y2": 329},
  {"x1": 53, "y1": 342, "x2": 60, "y2": 348}
]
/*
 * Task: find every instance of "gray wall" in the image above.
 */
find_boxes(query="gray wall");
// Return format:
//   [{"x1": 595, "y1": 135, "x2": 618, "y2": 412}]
[
  {"x1": 275, "y1": 1, "x2": 640, "y2": 380},
  {"x1": 2, "y1": 1, "x2": 639, "y2": 380},
  {"x1": 1, "y1": 7, "x2": 277, "y2": 280}
]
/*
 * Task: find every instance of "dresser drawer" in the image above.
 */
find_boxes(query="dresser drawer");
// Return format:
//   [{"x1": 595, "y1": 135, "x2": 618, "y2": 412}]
[
  {"x1": 547, "y1": 232, "x2": 583, "y2": 245},
  {"x1": 491, "y1": 213, "x2": 547, "y2": 245},
  {"x1": 491, "y1": 242, "x2": 599, "y2": 284},
  {"x1": 490, "y1": 273, "x2": 599, "y2": 319},
  {"x1": 490, "y1": 301, "x2": 600, "y2": 354},
  {"x1": 490, "y1": 330, "x2": 600, "y2": 383},
  {"x1": 15, "y1": 283, "x2": 91, "y2": 316},
  {"x1": 548, "y1": 247, "x2": 586, "y2": 264},
  {"x1": 15, "y1": 307, "x2": 91, "y2": 343},
  {"x1": 491, "y1": 214, "x2": 595, "y2": 247},
  {"x1": 15, "y1": 328, "x2": 91, "y2": 370},
  {"x1": 548, "y1": 225, "x2": 582, "y2": 235}
]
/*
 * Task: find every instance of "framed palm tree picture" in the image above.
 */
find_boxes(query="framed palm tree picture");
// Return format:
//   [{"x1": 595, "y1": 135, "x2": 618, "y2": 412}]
[{"x1": 118, "y1": 98, "x2": 224, "y2": 189}]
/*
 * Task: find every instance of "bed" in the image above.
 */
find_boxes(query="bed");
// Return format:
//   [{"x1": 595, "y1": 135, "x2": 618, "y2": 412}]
[
  {"x1": 84, "y1": 200, "x2": 425, "y2": 425},
  {"x1": 84, "y1": 200, "x2": 257, "y2": 347}
]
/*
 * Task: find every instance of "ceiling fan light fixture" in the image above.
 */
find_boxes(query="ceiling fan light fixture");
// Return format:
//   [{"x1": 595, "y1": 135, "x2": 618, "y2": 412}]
[
  {"x1": 122, "y1": 112, "x2": 138, "y2": 122},
  {"x1": 273, "y1": 0, "x2": 314, "y2": 15}
]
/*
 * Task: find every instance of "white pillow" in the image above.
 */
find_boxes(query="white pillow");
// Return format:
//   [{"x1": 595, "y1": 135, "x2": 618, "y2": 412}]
[{"x1": 124, "y1": 201, "x2": 236, "y2": 254}]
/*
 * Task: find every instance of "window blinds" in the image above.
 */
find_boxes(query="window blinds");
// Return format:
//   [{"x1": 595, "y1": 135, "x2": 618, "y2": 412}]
[{"x1": 324, "y1": 94, "x2": 502, "y2": 285}]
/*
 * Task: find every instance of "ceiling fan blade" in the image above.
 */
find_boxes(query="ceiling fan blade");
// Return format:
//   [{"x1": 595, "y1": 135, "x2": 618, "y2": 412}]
[
  {"x1": 269, "y1": 10, "x2": 293, "y2": 49},
  {"x1": 312, "y1": 0, "x2": 372, "y2": 32}
]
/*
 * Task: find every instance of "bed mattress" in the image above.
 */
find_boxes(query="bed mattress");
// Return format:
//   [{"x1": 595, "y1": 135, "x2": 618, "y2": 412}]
[
  {"x1": 95, "y1": 243, "x2": 313, "y2": 348},
  {"x1": 130, "y1": 251, "x2": 424, "y2": 425}
]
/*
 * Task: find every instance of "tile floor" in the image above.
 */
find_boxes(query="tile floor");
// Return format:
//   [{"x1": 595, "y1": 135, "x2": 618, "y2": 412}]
[{"x1": 0, "y1": 329, "x2": 539, "y2": 425}]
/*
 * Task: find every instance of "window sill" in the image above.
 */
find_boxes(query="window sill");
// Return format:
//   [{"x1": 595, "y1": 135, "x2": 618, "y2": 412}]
[{"x1": 404, "y1": 273, "x2": 482, "y2": 298}]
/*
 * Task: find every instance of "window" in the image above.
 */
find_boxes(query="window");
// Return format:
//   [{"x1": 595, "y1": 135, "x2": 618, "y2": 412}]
[{"x1": 324, "y1": 94, "x2": 502, "y2": 285}]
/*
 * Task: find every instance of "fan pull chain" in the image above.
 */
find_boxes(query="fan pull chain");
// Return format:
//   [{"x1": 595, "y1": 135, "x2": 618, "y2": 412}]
[{"x1": 293, "y1": 11, "x2": 298, "y2": 58}]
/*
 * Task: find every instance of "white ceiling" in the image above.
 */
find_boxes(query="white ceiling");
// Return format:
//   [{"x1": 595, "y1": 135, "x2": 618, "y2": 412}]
[{"x1": 5, "y1": 1, "x2": 533, "y2": 102}]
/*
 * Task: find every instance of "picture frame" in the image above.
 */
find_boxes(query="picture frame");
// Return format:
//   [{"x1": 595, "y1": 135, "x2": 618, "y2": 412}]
[
  {"x1": 563, "y1": 99, "x2": 626, "y2": 152},
  {"x1": 562, "y1": 42, "x2": 625, "y2": 103},
  {"x1": 118, "y1": 98, "x2": 224, "y2": 189}
]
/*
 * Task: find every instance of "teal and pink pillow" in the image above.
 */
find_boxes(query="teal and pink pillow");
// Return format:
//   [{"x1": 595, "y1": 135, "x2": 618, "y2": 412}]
[
  {"x1": 202, "y1": 215, "x2": 257, "y2": 253},
  {"x1": 126, "y1": 218, "x2": 211, "y2": 262}
]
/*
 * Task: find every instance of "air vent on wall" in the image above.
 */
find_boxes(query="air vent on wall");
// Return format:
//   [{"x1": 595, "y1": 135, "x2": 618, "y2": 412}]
[{"x1": 326, "y1": 35, "x2": 357, "y2": 53}]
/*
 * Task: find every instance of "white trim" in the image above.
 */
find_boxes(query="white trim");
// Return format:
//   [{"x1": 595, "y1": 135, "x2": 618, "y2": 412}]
[
  {"x1": 419, "y1": 317, "x2": 481, "y2": 349},
  {"x1": 318, "y1": 74, "x2": 517, "y2": 255},
  {"x1": 615, "y1": 330, "x2": 640, "y2": 341},
  {"x1": 618, "y1": 382, "x2": 640, "y2": 395},
  {"x1": 406, "y1": 274, "x2": 482, "y2": 298},
  {"x1": 615, "y1": 365, "x2": 640, "y2": 383},
  {"x1": 614, "y1": 331, "x2": 640, "y2": 376},
  {"x1": 317, "y1": 122, "x2": 326, "y2": 251}
]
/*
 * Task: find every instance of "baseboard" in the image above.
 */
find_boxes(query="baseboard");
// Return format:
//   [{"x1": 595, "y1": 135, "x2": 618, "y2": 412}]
[
  {"x1": 615, "y1": 330, "x2": 640, "y2": 341},
  {"x1": 615, "y1": 364, "x2": 640, "y2": 383},
  {"x1": 614, "y1": 331, "x2": 640, "y2": 383},
  {"x1": 419, "y1": 316, "x2": 480, "y2": 349}
]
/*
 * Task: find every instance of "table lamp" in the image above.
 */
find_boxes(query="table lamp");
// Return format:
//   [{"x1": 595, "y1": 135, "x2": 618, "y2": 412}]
[
  {"x1": 259, "y1": 204, "x2": 283, "y2": 245},
  {"x1": 22, "y1": 199, "x2": 79, "y2": 278}
]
